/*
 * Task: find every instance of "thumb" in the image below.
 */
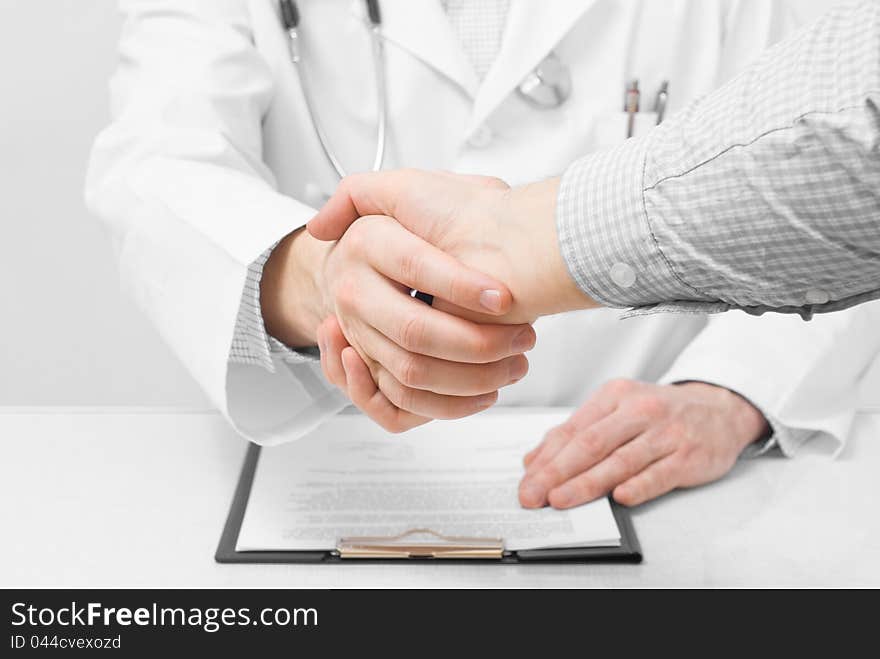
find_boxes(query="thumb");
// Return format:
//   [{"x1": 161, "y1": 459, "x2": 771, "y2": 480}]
[{"x1": 308, "y1": 171, "x2": 404, "y2": 241}]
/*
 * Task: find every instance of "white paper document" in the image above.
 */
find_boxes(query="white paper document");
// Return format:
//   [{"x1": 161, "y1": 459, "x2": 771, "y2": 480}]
[{"x1": 236, "y1": 410, "x2": 621, "y2": 552}]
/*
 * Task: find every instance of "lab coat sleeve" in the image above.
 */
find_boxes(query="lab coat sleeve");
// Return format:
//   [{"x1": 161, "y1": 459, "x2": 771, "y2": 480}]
[
  {"x1": 657, "y1": 303, "x2": 880, "y2": 457},
  {"x1": 85, "y1": 0, "x2": 347, "y2": 445}
]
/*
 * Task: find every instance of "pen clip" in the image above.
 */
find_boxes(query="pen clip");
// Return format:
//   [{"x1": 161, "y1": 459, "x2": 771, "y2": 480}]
[
  {"x1": 625, "y1": 79, "x2": 640, "y2": 138},
  {"x1": 654, "y1": 80, "x2": 669, "y2": 125}
]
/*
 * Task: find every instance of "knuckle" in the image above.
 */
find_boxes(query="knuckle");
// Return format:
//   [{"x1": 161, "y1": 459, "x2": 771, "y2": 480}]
[
  {"x1": 664, "y1": 420, "x2": 689, "y2": 443},
  {"x1": 338, "y1": 174, "x2": 356, "y2": 190},
  {"x1": 396, "y1": 314, "x2": 426, "y2": 351},
  {"x1": 396, "y1": 354, "x2": 426, "y2": 388},
  {"x1": 630, "y1": 394, "x2": 669, "y2": 419},
  {"x1": 574, "y1": 430, "x2": 603, "y2": 460},
  {"x1": 467, "y1": 329, "x2": 501, "y2": 360},
  {"x1": 601, "y1": 378, "x2": 637, "y2": 399},
  {"x1": 339, "y1": 173, "x2": 366, "y2": 198},
  {"x1": 333, "y1": 275, "x2": 360, "y2": 311},
  {"x1": 545, "y1": 423, "x2": 574, "y2": 445},
  {"x1": 668, "y1": 452, "x2": 688, "y2": 475},
  {"x1": 392, "y1": 385, "x2": 417, "y2": 413},
  {"x1": 610, "y1": 450, "x2": 636, "y2": 475},
  {"x1": 342, "y1": 221, "x2": 369, "y2": 253},
  {"x1": 677, "y1": 438, "x2": 699, "y2": 462}
]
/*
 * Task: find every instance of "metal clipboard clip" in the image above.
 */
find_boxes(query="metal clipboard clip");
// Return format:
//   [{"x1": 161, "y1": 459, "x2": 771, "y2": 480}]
[{"x1": 336, "y1": 528, "x2": 504, "y2": 559}]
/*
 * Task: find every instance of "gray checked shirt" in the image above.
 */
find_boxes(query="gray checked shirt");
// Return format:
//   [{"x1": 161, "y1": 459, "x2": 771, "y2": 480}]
[{"x1": 558, "y1": 0, "x2": 880, "y2": 320}]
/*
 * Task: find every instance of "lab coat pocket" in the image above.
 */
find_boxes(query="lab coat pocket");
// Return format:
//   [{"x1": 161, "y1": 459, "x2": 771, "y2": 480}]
[{"x1": 591, "y1": 111, "x2": 659, "y2": 150}]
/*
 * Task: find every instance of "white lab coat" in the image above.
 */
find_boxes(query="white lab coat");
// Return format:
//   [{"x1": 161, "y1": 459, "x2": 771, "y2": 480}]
[{"x1": 86, "y1": 0, "x2": 880, "y2": 451}]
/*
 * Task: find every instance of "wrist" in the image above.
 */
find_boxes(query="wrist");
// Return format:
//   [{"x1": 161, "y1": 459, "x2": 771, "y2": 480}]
[
  {"x1": 260, "y1": 227, "x2": 331, "y2": 348},
  {"x1": 505, "y1": 178, "x2": 598, "y2": 317},
  {"x1": 676, "y1": 381, "x2": 770, "y2": 450}
]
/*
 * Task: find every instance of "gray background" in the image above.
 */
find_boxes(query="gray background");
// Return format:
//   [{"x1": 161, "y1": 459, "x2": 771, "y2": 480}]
[{"x1": 0, "y1": 0, "x2": 869, "y2": 407}]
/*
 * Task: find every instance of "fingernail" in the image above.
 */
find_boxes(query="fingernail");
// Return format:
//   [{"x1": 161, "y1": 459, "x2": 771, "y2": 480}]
[
  {"x1": 512, "y1": 328, "x2": 535, "y2": 352},
  {"x1": 520, "y1": 482, "x2": 545, "y2": 508},
  {"x1": 479, "y1": 289, "x2": 503, "y2": 313}
]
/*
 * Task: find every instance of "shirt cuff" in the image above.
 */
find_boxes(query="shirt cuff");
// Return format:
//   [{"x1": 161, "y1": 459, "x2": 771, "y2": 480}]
[
  {"x1": 229, "y1": 245, "x2": 319, "y2": 372},
  {"x1": 557, "y1": 136, "x2": 715, "y2": 310}
]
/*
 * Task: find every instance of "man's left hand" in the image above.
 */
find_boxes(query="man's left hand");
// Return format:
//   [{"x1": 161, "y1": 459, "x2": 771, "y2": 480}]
[{"x1": 519, "y1": 380, "x2": 770, "y2": 508}]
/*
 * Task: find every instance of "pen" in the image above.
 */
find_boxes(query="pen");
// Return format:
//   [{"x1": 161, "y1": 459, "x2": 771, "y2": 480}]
[
  {"x1": 654, "y1": 80, "x2": 669, "y2": 125},
  {"x1": 410, "y1": 289, "x2": 434, "y2": 306},
  {"x1": 625, "y1": 79, "x2": 640, "y2": 138}
]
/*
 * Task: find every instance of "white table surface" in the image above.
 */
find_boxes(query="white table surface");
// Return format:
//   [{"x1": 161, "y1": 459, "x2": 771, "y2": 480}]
[{"x1": 2, "y1": 407, "x2": 878, "y2": 588}]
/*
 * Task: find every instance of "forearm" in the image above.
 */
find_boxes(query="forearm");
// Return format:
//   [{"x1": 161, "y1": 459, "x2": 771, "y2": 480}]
[{"x1": 555, "y1": 1, "x2": 880, "y2": 317}]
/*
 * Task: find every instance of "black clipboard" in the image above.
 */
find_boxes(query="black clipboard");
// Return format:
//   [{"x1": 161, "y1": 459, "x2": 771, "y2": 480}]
[{"x1": 215, "y1": 443, "x2": 642, "y2": 564}]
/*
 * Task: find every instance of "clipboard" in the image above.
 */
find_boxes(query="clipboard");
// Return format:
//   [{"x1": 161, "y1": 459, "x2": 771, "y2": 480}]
[{"x1": 215, "y1": 443, "x2": 643, "y2": 564}]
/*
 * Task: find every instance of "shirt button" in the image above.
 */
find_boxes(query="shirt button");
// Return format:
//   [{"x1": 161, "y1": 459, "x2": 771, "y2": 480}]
[
  {"x1": 467, "y1": 126, "x2": 494, "y2": 149},
  {"x1": 805, "y1": 289, "x2": 830, "y2": 305},
  {"x1": 610, "y1": 262, "x2": 637, "y2": 289}
]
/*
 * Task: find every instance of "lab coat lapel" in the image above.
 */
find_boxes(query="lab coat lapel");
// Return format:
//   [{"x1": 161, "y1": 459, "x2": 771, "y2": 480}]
[
  {"x1": 369, "y1": 0, "x2": 480, "y2": 99},
  {"x1": 466, "y1": 0, "x2": 598, "y2": 136}
]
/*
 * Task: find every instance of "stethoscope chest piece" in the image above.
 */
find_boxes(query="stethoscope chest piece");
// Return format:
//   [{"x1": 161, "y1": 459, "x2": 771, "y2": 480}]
[{"x1": 516, "y1": 52, "x2": 572, "y2": 109}]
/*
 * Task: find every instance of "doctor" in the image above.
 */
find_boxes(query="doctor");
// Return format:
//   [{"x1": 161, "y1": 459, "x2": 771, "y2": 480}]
[{"x1": 86, "y1": 1, "x2": 877, "y2": 503}]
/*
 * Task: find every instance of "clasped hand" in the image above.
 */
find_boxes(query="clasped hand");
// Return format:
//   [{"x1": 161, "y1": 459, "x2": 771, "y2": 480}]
[
  {"x1": 261, "y1": 170, "x2": 767, "y2": 508},
  {"x1": 299, "y1": 171, "x2": 581, "y2": 433}
]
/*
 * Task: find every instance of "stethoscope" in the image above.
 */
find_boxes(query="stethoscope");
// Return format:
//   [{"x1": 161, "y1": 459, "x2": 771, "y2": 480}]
[{"x1": 279, "y1": 0, "x2": 572, "y2": 180}]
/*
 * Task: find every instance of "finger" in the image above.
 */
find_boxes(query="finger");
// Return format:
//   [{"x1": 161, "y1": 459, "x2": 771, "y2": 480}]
[
  {"x1": 341, "y1": 347, "x2": 430, "y2": 433},
  {"x1": 373, "y1": 364, "x2": 499, "y2": 420},
  {"x1": 523, "y1": 445, "x2": 541, "y2": 467},
  {"x1": 354, "y1": 321, "x2": 528, "y2": 395},
  {"x1": 522, "y1": 424, "x2": 573, "y2": 472},
  {"x1": 523, "y1": 394, "x2": 619, "y2": 474},
  {"x1": 545, "y1": 433, "x2": 674, "y2": 509},
  {"x1": 308, "y1": 171, "x2": 411, "y2": 241},
  {"x1": 318, "y1": 316, "x2": 349, "y2": 389},
  {"x1": 345, "y1": 270, "x2": 535, "y2": 363},
  {"x1": 519, "y1": 412, "x2": 648, "y2": 508},
  {"x1": 613, "y1": 454, "x2": 683, "y2": 507},
  {"x1": 364, "y1": 216, "x2": 512, "y2": 316}
]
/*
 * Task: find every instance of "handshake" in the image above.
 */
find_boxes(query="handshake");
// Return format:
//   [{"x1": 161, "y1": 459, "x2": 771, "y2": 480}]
[
  {"x1": 264, "y1": 170, "x2": 594, "y2": 433},
  {"x1": 260, "y1": 170, "x2": 767, "y2": 509}
]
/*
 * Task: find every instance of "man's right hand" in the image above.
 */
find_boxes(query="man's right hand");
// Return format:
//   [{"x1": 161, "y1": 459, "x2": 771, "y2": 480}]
[
  {"x1": 259, "y1": 220, "x2": 535, "y2": 433},
  {"x1": 308, "y1": 170, "x2": 596, "y2": 323}
]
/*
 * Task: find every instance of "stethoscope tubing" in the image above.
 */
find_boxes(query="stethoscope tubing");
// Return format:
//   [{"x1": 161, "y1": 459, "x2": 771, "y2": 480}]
[{"x1": 282, "y1": 0, "x2": 388, "y2": 180}]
